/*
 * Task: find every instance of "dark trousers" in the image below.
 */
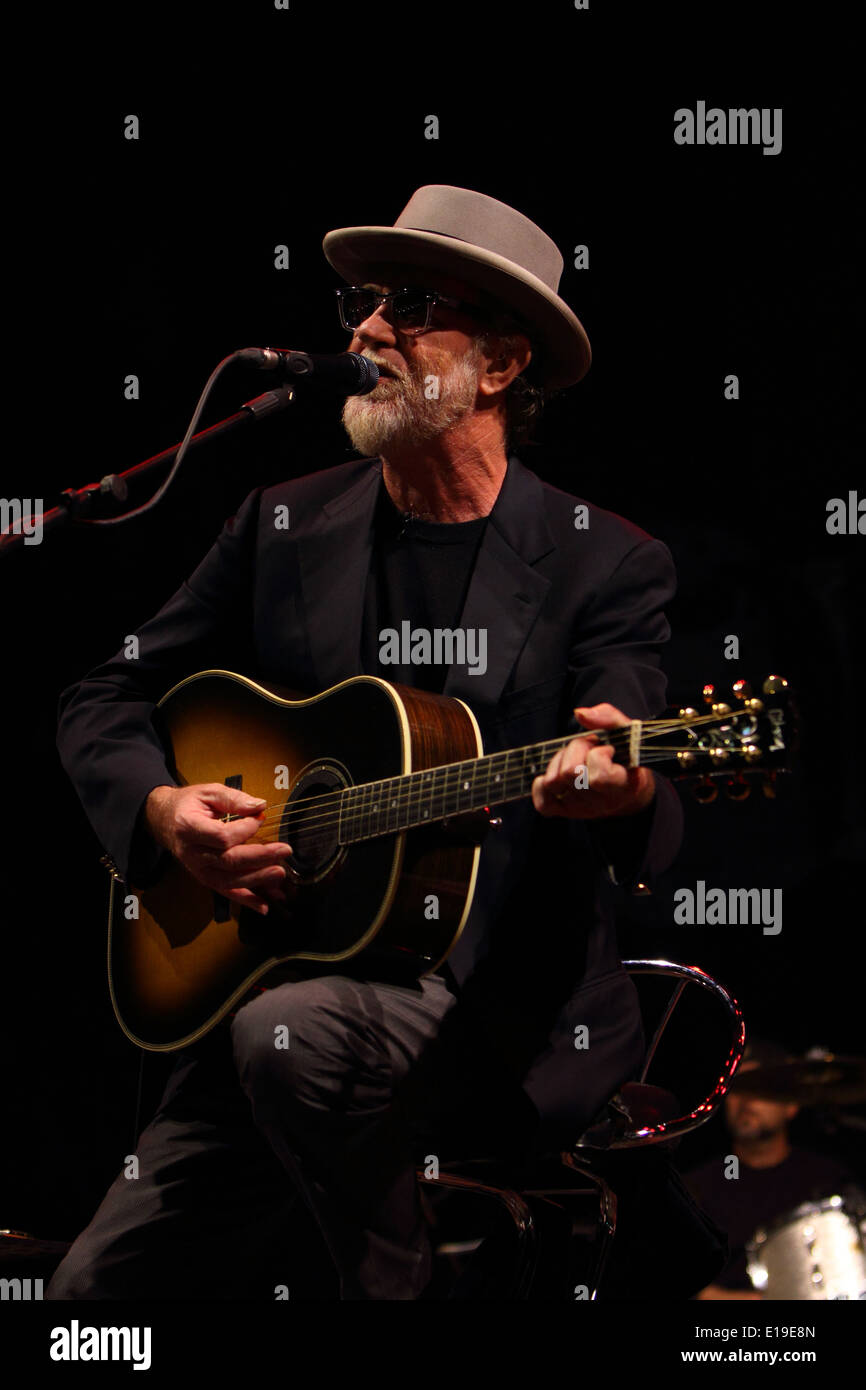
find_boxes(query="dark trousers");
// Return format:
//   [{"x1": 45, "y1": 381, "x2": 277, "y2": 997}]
[{"x1": 45, "y1": 971, "x2": 542, "y2": 1301}]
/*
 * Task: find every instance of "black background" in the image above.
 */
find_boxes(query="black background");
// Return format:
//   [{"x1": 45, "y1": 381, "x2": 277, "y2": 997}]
[{"x1": 2, "y1": 4, "x2": 863, "y2": 1272}]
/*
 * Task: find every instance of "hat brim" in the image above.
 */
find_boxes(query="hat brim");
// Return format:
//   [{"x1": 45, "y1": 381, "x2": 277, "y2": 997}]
[{"x1": 323, "y1": 226, "x2": 591, "y2": 390}]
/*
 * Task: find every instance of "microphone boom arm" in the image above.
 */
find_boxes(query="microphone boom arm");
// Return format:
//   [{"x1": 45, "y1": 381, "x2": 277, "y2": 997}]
[{"x1": 0, "y1": 381, "x2": 296, "y2": 555}]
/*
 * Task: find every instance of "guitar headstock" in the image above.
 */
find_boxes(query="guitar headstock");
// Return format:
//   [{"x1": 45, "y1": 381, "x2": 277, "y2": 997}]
[{"x1": 663, "y1": 675, "x2": 795, "y2": 802}]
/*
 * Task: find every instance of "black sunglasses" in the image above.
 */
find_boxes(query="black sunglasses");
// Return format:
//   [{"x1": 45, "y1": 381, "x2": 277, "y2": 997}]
[{"x1": 335, "y1": 286, "x2": 486, "y2": 336}]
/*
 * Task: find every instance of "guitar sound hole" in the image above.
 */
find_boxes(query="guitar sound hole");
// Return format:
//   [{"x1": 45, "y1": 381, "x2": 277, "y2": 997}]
[{"x1": 279, "y1": 762, "x2": 347, "y2": 880}]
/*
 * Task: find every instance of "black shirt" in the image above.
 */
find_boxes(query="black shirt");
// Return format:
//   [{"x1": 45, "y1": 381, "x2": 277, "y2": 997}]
[
  {"x1": 360, "y1": 482, "x2": 488, "y2": 694},
  {"x1": 684, "y1": 1147, "x2": 858, "y2": 1289}
]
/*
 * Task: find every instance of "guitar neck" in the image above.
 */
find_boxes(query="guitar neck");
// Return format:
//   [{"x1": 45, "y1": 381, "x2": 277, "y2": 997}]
[
  {"x1": 336, "y1": 679, "x2": 792, "y2": 843},
  {"x1": 338, "y1": 727, "x2": 631, "y2": 844}
]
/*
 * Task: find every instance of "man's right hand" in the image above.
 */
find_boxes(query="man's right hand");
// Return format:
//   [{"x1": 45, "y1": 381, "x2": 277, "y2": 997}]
[{"x1": 144, "y1": 784, "x2": 295, "y2": 916}]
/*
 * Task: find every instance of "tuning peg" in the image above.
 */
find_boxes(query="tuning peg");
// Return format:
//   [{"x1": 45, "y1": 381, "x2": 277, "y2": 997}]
[
  {"x1": 725, "y1": 776, "x2": 751, "y2": 801},
  {"x1": 762, "y1": 675, "x2": 789, "y2": 696},
  {"x1": 693, "y1": 778, "x2": 719, "y2": 804},
  {"x1": 702, "y1": 683, "x2": 715, "y2": 705},
  {"x1": 732, "y1": 679, "x2": 752, "y2": 700},
  {"x1": 679, "y1": 707, "x2": 699, "y2": 721},
  {"x1": 711, "y1": 702, "x2": 732, "y2": 716}
]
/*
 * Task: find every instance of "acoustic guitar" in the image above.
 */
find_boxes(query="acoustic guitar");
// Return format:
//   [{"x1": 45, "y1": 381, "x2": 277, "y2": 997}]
[{"x1": 103, "y1": 670, "x2": 793, "y2": 1050}]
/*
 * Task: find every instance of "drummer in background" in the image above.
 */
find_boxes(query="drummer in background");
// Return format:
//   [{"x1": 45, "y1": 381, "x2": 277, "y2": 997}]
[{"x1": 683, "y1": 1039, "x2": 858, "y2": 1300}]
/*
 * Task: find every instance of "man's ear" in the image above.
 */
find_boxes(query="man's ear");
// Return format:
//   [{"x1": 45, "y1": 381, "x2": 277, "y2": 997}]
[{"x1": 478, "y1": 332, "x2": 532, "y2": 397}]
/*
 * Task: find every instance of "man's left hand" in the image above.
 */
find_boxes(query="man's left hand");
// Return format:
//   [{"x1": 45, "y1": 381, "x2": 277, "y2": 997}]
[{"x1": 531, "y1": 703, "x2": 656, "y2": 820}]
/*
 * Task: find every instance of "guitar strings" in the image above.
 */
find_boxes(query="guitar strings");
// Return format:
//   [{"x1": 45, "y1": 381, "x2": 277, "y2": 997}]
[
  {"x1": 240, "y1": 749, "x2": 729, "y2": 849},
  {"x1": 212, "y1": 711, "x2": 760, "y2": 844},
  {"x1": 232, "y1": 713, "x2": 753, "y2": 837},
  {"x1": 224, "y1": 721, "x2": 644, "y2": 831}
]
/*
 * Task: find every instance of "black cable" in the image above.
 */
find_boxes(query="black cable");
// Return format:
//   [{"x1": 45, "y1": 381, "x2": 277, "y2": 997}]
[{"x1": 84, "y1": 351, "x2": 243, "y2": 527}]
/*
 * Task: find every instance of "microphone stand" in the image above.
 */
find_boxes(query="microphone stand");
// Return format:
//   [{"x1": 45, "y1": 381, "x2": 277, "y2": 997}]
[{"x1": 0, "y1": 384, "x2": 295, "y2": 557}]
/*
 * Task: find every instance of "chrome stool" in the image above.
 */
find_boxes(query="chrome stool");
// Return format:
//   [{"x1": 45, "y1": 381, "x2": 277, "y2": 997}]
[{"x1": 418, "y1": 959, "x2": 745, "y2": 1299}]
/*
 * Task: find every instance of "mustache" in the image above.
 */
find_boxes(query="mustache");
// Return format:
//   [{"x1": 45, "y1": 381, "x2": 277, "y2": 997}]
[{"x1": 358, "y1": 353, "x2": 406, "y2": 382}]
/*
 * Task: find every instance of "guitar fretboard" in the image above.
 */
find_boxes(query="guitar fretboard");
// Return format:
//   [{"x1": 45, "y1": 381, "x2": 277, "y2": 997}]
[{"x1": 337, "y1": 734, "x2": 590, "y2": 843}]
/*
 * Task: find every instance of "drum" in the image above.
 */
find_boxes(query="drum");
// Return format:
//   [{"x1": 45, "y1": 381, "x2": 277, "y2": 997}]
[{"x1": 747, "y1": 1195, "x2": 866, "y2": 1299}]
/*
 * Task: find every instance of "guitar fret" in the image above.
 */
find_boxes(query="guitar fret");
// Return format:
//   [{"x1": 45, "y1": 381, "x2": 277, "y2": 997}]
[
  {"x1": 479, "y1": 754, "x2": 491, "y2": 805},
  {"x1": 498, "y1": 752, "x2": 510, "y2": 799},
  {"x1": 385, "y1": 775, "x2": 400, "y2": 834},
  {"x1": 352, "y1": 781, "x2": 364, "y2": 839},
  {"x1": 522, "y1": 744, "x2": 541, "y2": 793},
  {"x1": 360, "y1": 779, "x2": 373, "y2": 838},
  {"x1": 440, "y1": 762, "x2": 454, "y2": 822},
  {"x1": 432, "y1": 764, "x2": 447, "y2": 821}
]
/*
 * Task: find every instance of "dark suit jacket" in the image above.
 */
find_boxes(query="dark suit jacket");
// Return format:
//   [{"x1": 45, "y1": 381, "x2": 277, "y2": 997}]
[{"x1": 57, "y1": 452, "x2": 683, "y2": 1140}]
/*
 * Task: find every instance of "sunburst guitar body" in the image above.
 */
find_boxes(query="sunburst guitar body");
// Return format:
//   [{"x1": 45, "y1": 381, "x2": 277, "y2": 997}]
[{"x1": 108, "y1": 671, "x2": 483, "y2": 1051}]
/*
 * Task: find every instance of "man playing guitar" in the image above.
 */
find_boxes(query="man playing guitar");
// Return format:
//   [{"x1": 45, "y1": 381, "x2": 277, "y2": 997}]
[{"x1": 47, "y1": 186, "x2": 683, "y2": 1300}]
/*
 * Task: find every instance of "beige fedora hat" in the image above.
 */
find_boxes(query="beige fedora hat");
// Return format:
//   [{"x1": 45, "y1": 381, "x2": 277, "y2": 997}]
[{"x1": 323, "y1": 185, "x2": 591, "y2": 390}]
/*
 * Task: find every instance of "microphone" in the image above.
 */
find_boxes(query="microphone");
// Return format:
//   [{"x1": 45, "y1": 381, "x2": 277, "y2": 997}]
[{"x1": 237, "y1": 348, "x2": 379, "y2": 395}]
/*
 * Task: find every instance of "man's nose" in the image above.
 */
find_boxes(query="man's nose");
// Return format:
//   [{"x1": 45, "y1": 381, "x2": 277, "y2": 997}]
[{"x1": 349, "y1": 298, "x2": 398, "y2": 351}]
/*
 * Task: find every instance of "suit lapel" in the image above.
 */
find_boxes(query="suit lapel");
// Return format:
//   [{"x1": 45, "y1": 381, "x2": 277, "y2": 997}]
[
  {"x1": 296, "y1": 460, "x2": 382, "y2": 691},
  {"x1": 442, "y1": 455, "x2": 554, "y2": 709}
]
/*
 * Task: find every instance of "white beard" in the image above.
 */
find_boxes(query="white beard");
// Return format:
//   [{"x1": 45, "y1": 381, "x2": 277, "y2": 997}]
[{"x1": 342, "y1": 345, "x2": 484, "y2": 457}]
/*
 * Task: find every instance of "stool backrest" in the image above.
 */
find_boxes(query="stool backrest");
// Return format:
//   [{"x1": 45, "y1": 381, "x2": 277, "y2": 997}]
[{"x1": 576, "y1": 959, "x2": 745, "y2": 1150}]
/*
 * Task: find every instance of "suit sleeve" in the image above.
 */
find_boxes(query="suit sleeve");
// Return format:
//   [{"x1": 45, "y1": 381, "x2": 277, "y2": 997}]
[
  {"x1": 56, "y1": 487, "x2": 264, "y2": 885},
  {"x1": 565, "y1": 535, "x2": 684, "y2": 890}
]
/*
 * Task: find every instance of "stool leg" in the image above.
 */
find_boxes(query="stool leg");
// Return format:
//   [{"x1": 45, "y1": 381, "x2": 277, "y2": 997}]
[
  {"x1": 417, "y1": 1169, "x2": 539, "y2": 1298},
  {"x1": 561, "y1": 1154, "x2": 618, "y2": 1300}
]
